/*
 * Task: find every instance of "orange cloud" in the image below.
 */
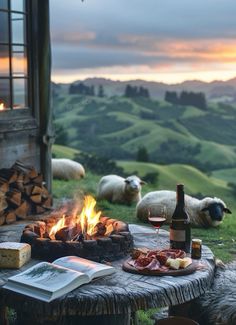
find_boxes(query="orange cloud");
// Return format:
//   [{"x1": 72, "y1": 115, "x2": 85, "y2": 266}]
[{"x1": 118, "y1": 34, "x2": 236, "y2": 63}]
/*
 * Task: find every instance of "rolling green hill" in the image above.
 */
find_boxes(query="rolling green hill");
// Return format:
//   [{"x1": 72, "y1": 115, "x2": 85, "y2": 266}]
[{"x1": 53, "y1": 93, "x2": 236, "y2": 172}]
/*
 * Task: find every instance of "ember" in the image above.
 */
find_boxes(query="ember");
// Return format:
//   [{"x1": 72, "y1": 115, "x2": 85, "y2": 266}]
[{"x1": 21, "y1": 195, "x2": 133, "y2": 262}]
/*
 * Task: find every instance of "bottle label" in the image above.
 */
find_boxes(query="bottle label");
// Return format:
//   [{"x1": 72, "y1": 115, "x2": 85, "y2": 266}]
[{"x1": 170, "y1": 229, "x2": 186, "y2": 242}]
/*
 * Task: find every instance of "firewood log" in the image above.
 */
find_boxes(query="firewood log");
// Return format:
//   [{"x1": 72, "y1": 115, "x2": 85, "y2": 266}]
[
  {"x1": 24, "y1": 184, "x2": 34, "y2": 196},
  {"x1": 0, "y1": 211, "x2": 5, "y2": 226},
  {"x1": 35, "y1": 205, "x2": 46, "y2": 214},
  {"x1": 31, "y1": 185, "x2": 43, "y2": 195},
  {"x1": 5, "y1": 210, "x2": 16, "y2": 224},
  {"x1": 0, "y1": 191, "x2": 8, "y2": 211},
  {"x1": 0, "y1": 168, "x2": 17, "y2": 184},
  {"x1": 0, "y1": 177, "x2": 9, "y2": 192},
  {"x1": 31, "y1": 173, "x2": 43, "y2": 185},
  {"x1": 6, "y1": 189, "x2": 21, "y2": 207},
  {"x1": 42, "y1": 197, "x2": 52, "y2": 209},
  {"x1": 15, "y1": 201, "x2": 30, "y2": 219},
  {"x1": 15, "y1": 173, "x2": 24, "y2": 191},
  {"x1": 30, "y1": 194, "x2": 42, "y2": 204}
]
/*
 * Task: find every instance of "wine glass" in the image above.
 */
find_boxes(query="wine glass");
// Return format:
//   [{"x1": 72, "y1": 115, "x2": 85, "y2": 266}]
[{"x1": 147, "y1": 204, "x2": 167, "y2": 245}]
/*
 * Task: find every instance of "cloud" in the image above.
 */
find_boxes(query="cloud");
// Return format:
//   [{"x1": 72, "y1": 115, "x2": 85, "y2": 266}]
[{"x1": 50, "y1": 0, "x2": 236, "y2": 82}]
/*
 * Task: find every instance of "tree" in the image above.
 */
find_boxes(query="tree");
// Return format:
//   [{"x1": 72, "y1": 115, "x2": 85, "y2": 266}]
[
  {"x1": 136, "y1": 146, "x2": 149, "y2": 162},
  {"x1": 54, "y1": 122, "x2": 68, "y2": 145},
  {"x1": 165, "y1": 91, "x2": 178, "y2": 104},
  {"x1": 98, "y1": 85, "x2": 105, "y2": 97}
]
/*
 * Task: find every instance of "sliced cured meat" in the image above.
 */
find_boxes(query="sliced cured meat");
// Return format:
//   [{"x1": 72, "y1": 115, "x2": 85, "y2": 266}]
[
  {"x1": 160, "y1": 249, "x2": 186, "y2": 259},
  {"x1": 134, "y1": 257, "x2": 161, "y2": 271}
]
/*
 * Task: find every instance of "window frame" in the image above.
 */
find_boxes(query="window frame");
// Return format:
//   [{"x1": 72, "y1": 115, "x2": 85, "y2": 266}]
[{"x1": 0, "y1": 0, "x2": 39, "y2": 124}]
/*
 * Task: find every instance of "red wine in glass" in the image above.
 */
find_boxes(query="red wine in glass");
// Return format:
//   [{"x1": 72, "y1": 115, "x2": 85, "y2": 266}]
[
  {"x1": 148, "y1": 205, "x2": 167, "y2": 246},
  {"x1": 148, "y1": 217, "x2": 166, "y2": 229}
]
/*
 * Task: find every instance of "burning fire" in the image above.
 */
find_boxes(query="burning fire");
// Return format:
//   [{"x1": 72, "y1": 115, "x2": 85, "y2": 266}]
[
  {"x1": 78, "y1": 195, "x2": 101, "y2": 236},
  {"x1": 0, "y1": 103, "x2": 5, "y2": 111},
  {"x1": 49, "y1": 215, "x2": 66, "y2": 238},
  {"x1": 49, "y1": 195, "x2": 112, "y2": 240}
]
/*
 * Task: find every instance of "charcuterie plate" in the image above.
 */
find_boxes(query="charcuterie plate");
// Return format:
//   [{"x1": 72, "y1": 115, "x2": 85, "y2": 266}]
[{"x1": 122, "y1": 258, "x2": 198, "y2": 276}]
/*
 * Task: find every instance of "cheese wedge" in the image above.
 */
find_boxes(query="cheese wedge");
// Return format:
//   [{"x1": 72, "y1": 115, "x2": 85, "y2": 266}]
[
  {"x1": 0, "y1": 242, "x2": 31, "y2": 269},
  {"x1": 176, "y1": 257, "x2": 192, "y2": 269},
  {"x1": 166, "y1": 258, "x2": 181, "y2": 270}
]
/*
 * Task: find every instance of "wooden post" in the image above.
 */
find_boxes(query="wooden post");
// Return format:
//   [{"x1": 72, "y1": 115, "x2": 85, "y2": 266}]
[
  {"x1": 37, "y1": 0, "x2": 54, "y2": 194},
  {"x1": 0, "y1": 306, "x2": 9, "y2": 325}
]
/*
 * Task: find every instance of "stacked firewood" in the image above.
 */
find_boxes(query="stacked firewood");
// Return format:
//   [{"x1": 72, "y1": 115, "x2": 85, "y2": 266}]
[{"x1": 0, "y1": 161, "x2": 52, "y2": 226}]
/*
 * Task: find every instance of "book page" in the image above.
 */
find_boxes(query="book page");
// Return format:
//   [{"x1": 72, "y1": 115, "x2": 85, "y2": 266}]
[
  {"x1": 7, "y1": 262, "x2": 88, "y2": 293},
  {"x1": 53, "y1": 256, "x2": 115, "y2": 280}
]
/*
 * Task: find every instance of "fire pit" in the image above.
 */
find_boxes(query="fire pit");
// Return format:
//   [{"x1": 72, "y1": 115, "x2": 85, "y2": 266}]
[{"x1": 21, "y1": 196, "x2": 133, "y2": 262}]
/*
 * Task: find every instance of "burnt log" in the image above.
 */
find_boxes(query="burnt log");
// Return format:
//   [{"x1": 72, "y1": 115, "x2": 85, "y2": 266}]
[{"x1": 94, "y1": 222, "x2": 107, "y2": 236}]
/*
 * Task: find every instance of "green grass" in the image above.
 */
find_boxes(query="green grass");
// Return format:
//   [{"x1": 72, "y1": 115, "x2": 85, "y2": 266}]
[
  {"x1": 211, "y1": 167, "x2": 236, "y2": 184},
  {"x1": 52, "y1": 144, "x2": 80, "y2": 159}
]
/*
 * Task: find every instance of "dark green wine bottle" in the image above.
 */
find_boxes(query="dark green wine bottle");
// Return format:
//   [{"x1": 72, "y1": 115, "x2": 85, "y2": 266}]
[{"x1": 170, "y1": 184, "x2": 191, "y2": 253}]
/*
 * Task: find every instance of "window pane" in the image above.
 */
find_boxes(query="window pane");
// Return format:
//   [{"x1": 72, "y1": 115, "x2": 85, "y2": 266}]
[
  {"x1": 0, "y1": 0, "x2": 8, "y2": 10},
  {"x1": 13, "y1": 78, "x2": 27, "y2": 108},
  {"x1": 11, "y1": 0, "x2": 25, "y2": 12},
  {"x1": 0, "y1": 44, "x2": 10, "y2": 76},
  {"x1": 0, "y1": 78, "x2": 11, "y2": 110},
  {"x1": 0, "y1": 11, "x2": 9, "y2": 43},
  {"x1": 11, "y1": 12, "x2": 25, "y2": 44},
  {"x1": 12, "y1": 45, "x2": 27, "y2": 76}
]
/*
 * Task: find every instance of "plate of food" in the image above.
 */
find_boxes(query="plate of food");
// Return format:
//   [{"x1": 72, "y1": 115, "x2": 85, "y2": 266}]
[{"x1": 123, "y1": 248, "x2": 197, "y2": 276}]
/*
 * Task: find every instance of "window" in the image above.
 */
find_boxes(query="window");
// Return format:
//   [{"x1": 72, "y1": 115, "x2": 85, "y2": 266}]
[{"x1": 0, "y1": 0, "x2": 28, "y2": 111}]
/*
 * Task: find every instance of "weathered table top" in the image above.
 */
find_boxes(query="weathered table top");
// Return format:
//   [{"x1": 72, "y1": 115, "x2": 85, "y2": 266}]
[{"x1": 0, "y1": 222, "x2": 215, "y2": 318}]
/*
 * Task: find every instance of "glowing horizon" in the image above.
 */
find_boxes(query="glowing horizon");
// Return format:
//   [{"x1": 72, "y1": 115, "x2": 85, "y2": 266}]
[{"x1": 51, "y1": 69, "x2": 236, "y2": 85}]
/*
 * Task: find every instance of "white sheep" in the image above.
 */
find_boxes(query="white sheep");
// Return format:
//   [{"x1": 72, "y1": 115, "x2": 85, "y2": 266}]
[
  {"x1": 136, "y1": 190, "x2": 232, "y2": 227},
  {"x1": 97, "y1": 175, "x2": 146, "y2": 205},
  {"x1": 52, "y1": 158, "x2": 85, "y2": 181}
]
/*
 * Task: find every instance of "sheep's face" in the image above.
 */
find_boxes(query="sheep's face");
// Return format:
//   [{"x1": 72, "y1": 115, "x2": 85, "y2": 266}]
[
  {"x1": 202, "y1": 202, "x2": 232, "y2": 227},
  {"x1": 124, "y1": 177, "x2": 145, "y2": 193}
]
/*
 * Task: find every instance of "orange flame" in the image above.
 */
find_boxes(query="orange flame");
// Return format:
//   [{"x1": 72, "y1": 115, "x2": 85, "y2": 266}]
[
  {"x1": 48, "y1": 195, "x2": 108, "y2": 240},
  {"x1": 0, "y1": 103, "x2": 5, "y2": 111},
  {"x1": 49, "y1": 215, "x2": 66, "y2": 239},
  {"x1": 78, "y1": 195, "x2": 101, "y2": 236}
]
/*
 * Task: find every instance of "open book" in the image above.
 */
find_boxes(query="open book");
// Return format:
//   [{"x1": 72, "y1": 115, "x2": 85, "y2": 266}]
[{"x1": 3, "y1": 256, "x2": 115, "y2": 302}]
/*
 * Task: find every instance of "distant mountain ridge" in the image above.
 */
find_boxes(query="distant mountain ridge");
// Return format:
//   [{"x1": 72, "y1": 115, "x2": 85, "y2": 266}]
[{"x1": 54, "y1": 77, "x2": 236, "y2": 103}]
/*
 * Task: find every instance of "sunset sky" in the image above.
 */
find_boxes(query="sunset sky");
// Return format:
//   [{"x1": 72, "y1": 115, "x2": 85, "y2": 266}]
[{"x1": 50, "y1": 0, "x2": 236, "y2": 84}]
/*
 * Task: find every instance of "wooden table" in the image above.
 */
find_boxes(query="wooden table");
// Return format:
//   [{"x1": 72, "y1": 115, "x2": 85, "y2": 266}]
[{"x1": 0, "y1": 222, "x2": 215, "y2": 325}]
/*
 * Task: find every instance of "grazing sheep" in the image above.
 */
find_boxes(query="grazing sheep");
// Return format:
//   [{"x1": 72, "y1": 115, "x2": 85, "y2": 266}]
[
  {"x1": 136, "y1": 190, "x2": 231, "y2": 227},
  {"x1": 52, "y1": 158, "x2": 85, "y2": 181},
  {"x1": 97, "y1": 175, "x2": 146, "y2": 205},
  {"x1": 194, "y1": 261, "x2": 236, "y2": 325}
]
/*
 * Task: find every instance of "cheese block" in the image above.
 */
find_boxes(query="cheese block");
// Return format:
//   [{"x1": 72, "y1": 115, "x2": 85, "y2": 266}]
[{"x1": 0, "y1": 242, "x2": 31, "y2": 269}]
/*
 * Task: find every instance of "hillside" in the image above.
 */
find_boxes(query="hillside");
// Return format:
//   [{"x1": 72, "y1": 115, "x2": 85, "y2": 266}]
[{"x1": 53, "y1": 94, "x2": 236, "y2": 172}]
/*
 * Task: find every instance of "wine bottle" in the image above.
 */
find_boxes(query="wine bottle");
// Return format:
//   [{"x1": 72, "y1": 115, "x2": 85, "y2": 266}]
[{"x1": 170, "y1": 184, "x2": 191, "y2": 253}]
